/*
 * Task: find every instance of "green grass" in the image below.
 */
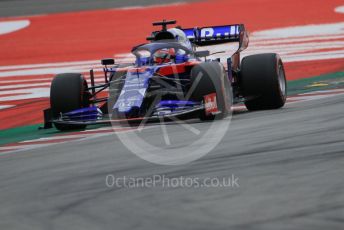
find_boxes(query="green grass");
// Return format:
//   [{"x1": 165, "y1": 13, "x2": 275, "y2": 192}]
[
  {"x1": 0, "y1": 124, "x2": 59, "y2": 146},
  {"x1": 288, "y1": 72, "x2": 344, "y2": 95}
]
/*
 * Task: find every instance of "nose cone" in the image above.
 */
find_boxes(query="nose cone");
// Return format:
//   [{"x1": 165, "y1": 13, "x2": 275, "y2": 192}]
[
  {"x1": 114, "y1": 89, "x2": 146, "y2": 113},
  {"x1": 112, "y1": 68, "x2": 152, "y2": 117}
]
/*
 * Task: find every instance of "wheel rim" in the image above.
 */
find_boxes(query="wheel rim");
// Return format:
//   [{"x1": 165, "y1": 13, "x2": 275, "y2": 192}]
[{"x1": 278, "y1": 63, "x2": 286, "y2": 97}]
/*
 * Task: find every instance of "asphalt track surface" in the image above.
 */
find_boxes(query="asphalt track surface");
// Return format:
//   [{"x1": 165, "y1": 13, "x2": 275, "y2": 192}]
[
  {"x1": 0, "y1": 94, "x2": 343, "y2": 230},
  {"x1": 0, "y1": 0, "x2": 192, "y2": 17}
]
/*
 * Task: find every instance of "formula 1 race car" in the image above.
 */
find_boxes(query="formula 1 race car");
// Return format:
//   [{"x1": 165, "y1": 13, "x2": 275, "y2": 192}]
[{"x1": 43, "y1": 20, "x2": 287, "y2": 131}]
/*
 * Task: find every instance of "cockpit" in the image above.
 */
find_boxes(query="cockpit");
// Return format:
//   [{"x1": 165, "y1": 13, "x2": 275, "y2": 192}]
[{"x1": 132, "y1": 41, "x2": 195, "y2": 66}]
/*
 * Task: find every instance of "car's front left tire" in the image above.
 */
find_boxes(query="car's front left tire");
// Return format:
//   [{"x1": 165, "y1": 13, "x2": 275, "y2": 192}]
[{"x1": 190, "y1": 62, "x2": 232, "y2": 121}]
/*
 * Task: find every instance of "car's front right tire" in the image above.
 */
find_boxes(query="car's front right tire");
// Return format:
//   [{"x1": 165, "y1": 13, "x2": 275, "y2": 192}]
[{"x1": 50, "y1": 73, "x2": 89, "y2": 131}]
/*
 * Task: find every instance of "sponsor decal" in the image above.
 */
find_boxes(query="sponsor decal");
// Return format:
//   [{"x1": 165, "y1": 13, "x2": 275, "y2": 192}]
[{"x1": 204, "y1": 93, "x2": 218, "y2": 115}]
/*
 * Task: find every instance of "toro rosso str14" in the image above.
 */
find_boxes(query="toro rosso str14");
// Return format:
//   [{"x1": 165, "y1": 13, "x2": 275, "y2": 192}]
[{"x1": 43, "y1": 20, "x2": 287, "y2": 131}]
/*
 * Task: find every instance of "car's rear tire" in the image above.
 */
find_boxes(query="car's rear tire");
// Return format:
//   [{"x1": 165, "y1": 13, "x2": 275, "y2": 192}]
[
  {"x1": 50, "y1": 73, "x2": 89, "y2": 131},
  {"x1": 240, "y1": 53, "x2": 287, "y2": 111},
  {"x1": 190, "y1": 62, "x2": 232, "y2": 121}
]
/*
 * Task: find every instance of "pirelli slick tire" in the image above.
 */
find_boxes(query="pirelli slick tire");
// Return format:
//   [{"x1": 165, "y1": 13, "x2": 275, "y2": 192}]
[
  {"x1": 190, "y1": 62, "x2": 232, "y2": 121},
  {"x1": 240, "y1": 53, "x2": 287, "y2": 111},
  {"x1": 50, "y1": 73, "x2": 89, "y2": 131}
]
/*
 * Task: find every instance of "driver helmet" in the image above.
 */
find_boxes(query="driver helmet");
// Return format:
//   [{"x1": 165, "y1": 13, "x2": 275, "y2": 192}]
[{"x1": 153, "y1": 48, "x2": 176, "y2": 64}]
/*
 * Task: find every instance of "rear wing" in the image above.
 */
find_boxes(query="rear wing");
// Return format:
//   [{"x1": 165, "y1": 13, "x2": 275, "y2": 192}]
[{"x1": 182, "y1": 24, "x2": 248, "y2": 49}]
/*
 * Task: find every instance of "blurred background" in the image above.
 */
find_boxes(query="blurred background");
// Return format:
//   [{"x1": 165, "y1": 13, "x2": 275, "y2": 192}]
[{"x1": 0, "y1": 0, "x2": 343, "y2": 128}]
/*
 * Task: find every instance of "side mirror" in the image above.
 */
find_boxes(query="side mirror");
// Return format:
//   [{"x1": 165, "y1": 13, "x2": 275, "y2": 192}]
[
  {"x1": 101, "y1": 59, "x2": 115, "y2": 65},
  {"x1": 195, "y1": 50, "x2": 210, "y2": 58}
]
